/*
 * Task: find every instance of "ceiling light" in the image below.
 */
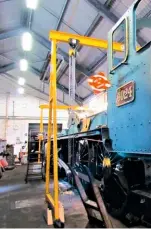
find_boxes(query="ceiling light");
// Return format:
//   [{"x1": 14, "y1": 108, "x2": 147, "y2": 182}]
[
  {"x1": 21, "y1": 32, "x2": 32, "y2": 51},
  {"x1": 18, "y1": 87, "x2": 24, "y2": 94},
  {"x1": 26, "y1": 0, "x2": 38, "y2": 9},
  {"x1": 18, "y1": 77, "x2": 25, "y2": 86},
  {"x1": 20, "y1": 59, "x2": 28, "y2": 71}
]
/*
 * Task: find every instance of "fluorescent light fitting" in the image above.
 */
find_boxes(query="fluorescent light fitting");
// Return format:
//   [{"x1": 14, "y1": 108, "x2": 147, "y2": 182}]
[
  {"x1": 22, "y1": 32, "x2": 32, "y2": 51},
  {"x1": 20, "y1": 59, "x2": 28, "y2": 71},
  {"x1": 18, "y1": 77, "x2": 25, "y2": 86},
  {"x1": 18, "y1": 87, "x2": 24, "y2": 94},
  {"x1": 26, "y1": 0, "x2": 38, "y2": 9}
]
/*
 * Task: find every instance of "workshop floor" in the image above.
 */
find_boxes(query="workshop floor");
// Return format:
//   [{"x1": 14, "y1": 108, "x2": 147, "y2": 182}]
[{"x1": 0, "y1": 165, "x2": 127, "y2": 228}]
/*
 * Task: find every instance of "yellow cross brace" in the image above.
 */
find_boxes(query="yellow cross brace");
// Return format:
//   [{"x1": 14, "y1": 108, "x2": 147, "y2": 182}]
[
  {"x1": 38, "y1": 108, "x2": 43, "y2": 163},
  {"x1": 49, "y1": 30, "x2": 124, "y2": 52},
  {"x1": 39, "y1": 104, "x2": 89, "y2": 110}
]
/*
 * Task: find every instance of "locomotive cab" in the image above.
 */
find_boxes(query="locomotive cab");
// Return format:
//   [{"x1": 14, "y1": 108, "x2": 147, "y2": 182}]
[
  {"x1": 108, "y1": 0, "x2": 151, "y2": 155},
  {"x1": 104, "y1": 0, "x2": 151, "y2": 224}
]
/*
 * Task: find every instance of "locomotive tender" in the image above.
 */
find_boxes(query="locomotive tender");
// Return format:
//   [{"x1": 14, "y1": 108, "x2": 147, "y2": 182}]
[{"x1": 57, "y1": 0, "x2": 151, "y2": 225}]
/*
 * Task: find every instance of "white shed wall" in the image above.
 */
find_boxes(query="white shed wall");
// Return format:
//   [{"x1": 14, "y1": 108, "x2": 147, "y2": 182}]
[
  {"x1": 0, "y1": 93, "x2": 68, "y2": 144},
  {"x1": 84, "y1": 92, "x2": 107, "y2": 116}
]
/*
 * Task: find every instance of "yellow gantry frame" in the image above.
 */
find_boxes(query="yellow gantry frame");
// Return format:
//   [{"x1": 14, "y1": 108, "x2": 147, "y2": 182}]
[
  {"x1": 46, "y1": 30, "x2": 125, "y2": 222},
  {"x1": 39, "y1": 103, "x2": 89, "y2": 163},
  {"x1": 38, "y1": 108, "x2": 43, "y2": 163},
  {"x1": 41, "y1": 102, "x2": 90, "y2": 219},
  {"x1": 39, "y1": 104, "x2": 89, "y2": 110},
  {"x1": 50, "y1": 30, "x2": 125, "y2": 52},
  {"x1": 39, "y1": 104, "x2": 89, "y2": 161}
]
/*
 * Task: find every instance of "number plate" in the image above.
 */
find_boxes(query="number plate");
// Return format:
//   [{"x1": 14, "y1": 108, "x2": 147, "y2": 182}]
[{"x1": 116, "y1": 81, "x2": 135, "y2": 107}]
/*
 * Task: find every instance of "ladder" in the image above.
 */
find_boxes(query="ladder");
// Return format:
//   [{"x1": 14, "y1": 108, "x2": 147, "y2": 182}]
[
  {"x1": 25, "y1": 151, "x2": 44, "y2": 183},
  {"x1": 69, "y1": 164, "x2": 113, "y2": 228}
]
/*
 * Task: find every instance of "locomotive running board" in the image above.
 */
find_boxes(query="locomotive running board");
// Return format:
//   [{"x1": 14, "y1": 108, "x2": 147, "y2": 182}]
[{"x1": 68, "y1": 164, "x2": 113, "y2": 228}]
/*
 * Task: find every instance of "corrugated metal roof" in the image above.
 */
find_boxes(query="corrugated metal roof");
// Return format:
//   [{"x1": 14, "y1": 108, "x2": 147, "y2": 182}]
[
  {"x1": 0, "y1": 0, "x2": 150, "y2": 104},
  {"x1": 0, "y1": 36, "x2": 21, "y2": 53},
  {"x1": 63, "y1": 0, "x2": 98, "y2": 34},
  {"x1": 0, "y1": 56, "x2": 12, "y2": 67},
  {"x1": 110, "y1": 0, "x2": 134, "y2": 17},
  {"x1": 0, "y1": 0, "x2": 23, "y2": 32},
  {"x1": 42, "y1": 0, "x2": 67, "y2": 17},
  {"x1": 32, "y1": 7, "x2": 58, "y2": 40}
]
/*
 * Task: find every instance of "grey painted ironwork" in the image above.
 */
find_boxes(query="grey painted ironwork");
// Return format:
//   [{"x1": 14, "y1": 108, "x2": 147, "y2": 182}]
[
  {"x1": 41, "y1": 0, "x2": 70, "y2": 82},
  {"x1": 56, "y1": 0, "x2": 70, "y2": 30},
  {"x1": 0, "y1": 63, "x2": 15, "y2": 73},
  {"x1": 58, "y1": 13, "x2": 103, "y2": 82}
]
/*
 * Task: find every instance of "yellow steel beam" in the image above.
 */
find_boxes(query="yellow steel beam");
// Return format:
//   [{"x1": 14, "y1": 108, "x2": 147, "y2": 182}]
[
  {"x1": 38, "y1": 108, "x2": 43, "y2": 162},
  {"x1": 45, "y1": 70, "x2": 53, "y2": 197},
  {"x1": 46, "y1": 193, "x2": 54, "y2": 207},
  {"x1": 40, "y1": 104, "x2": 49, "y2": 109},
  {"x1": 45, "y1": 39, "x2": 59, "y2": 221},
  {"x1": 45, "y1": 105, "x2": 52, "y2": 195},
  {"x1": 40, "y1": 109, "x2": 44, "y2": 134},
  {"x1": 39, "y1": 104, "x2": 89, "y2": 110},
  {"x1": 51, "y1": 40, "x2": 59, "y2": 220},
  {"x1": 49, "y1": 30, "x2": 124, "y2": 52}
]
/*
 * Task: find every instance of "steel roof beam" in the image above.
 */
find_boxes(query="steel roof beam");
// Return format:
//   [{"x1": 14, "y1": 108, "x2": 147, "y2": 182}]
[
  {"x1": 0, "y1": 62, "x2": 41, "y2": 77},
  {"x1": 56, "y1": 0, "x2": 70, "y2": 30},
  {"x1": 22, "y1": 7, "x2": 33, "y2": 29},
  {"x1": 32, "y1": 31, "x2": 51, "y2": 50},
  {"x1": 86, "y1": 0, "x2": 146, "y2": 48},
  {"x1": 26, "y1": 65, "x2": 83, "y2": 104},
  {"x1": 58, "y1": 13, "x2": 103, "y2": 83},
  {"x1": 57, "y1": 64, "x2": 68, "y2": 82},
  {"x1": 57, "y1": 83, "x2": 83, "y2": 104},
  {"x1": 41, "y1": 0, "x2": 70, "y2": 81},
  {"x1": 33, "y1": 33, "x2": 91, "y2": 78},
  {"x1": 31, "y1": 67, "x2": 82, "y2": 104},
  {"x1": 0, "y1": 33, "x2": 95, "y2": 103},
  {"x1": 86, "y1": 0, "x2": 118, "y2": 23},
  {"x1": 0, "y1": 27, "x2": 23, "y2": 40},
  {"x1": 0, "y1": 63, "x2": 16, "y2": 73},
  {"x1": 0, "y1": 28, "x2": 90, "y2": 79},
  {"x1": 4, "y1": 72, "x2": 66, "y2": 105},
  {"x1": 58, "y1": 48, "x2": 91, "y2": 76},
  {"x1": 78, "y1": 13, "x2": 103, "y2": 53},
  {"x1": 76, "y1": 13, "x2": 103, "y2": 86},
  {"x1": 57, "y1": 6, "x2": 103, "y2": 82},
  {"x1": 0, "y1": 27, "x2": 51, "y2": 50},
  {"x1": 0, "y1": 63, "x2": 82, "y2": 104}
]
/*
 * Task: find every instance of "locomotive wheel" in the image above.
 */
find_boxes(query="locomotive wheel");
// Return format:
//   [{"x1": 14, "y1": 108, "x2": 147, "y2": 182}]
[
  {"x1": 103, "y1": 173, "x2": 128, "y2": 218},
  {"x1": 77, "y1": 140, "x2": 130, "y2": 218},
  {"x1": 101, "y1": 154, "x2": 129, "y2": 218},
  {"x1": 78, "y1": 140, "x2": 89, "y2": 166}
]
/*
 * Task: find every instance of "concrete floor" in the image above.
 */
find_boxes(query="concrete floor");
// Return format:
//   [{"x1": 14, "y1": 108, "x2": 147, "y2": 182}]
[{"x1": 0, "y1": 165, "x2": 127, "y2": 228}]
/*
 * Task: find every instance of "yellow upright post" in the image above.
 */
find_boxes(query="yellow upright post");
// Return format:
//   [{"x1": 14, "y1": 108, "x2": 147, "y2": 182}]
[
  {"x1": 38, "y1": 108, "x2": 43, "y2": 163},
  {"x1": 45, "y1": 90, "x2": 52, "y2": 195},
  {"x1": 51, "y1": 39, "x2": 59, "y2": 220},
  {"x1": 45, "y1": 39, "x2": 60, "y2": 222}
]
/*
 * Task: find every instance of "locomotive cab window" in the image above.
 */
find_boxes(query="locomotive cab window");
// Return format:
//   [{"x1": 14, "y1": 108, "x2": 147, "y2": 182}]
[
  {"x1": 112, "y1": 19, "x2": 127, "y2": 70},
  {"x1": 136, "y1": 0, "x2": 151, "y2": 51}
]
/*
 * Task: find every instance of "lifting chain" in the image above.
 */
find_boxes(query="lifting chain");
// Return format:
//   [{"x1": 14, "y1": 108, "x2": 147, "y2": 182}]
[{"x1": 68, "y1": 39, "x2": 79, "y2": 165}]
